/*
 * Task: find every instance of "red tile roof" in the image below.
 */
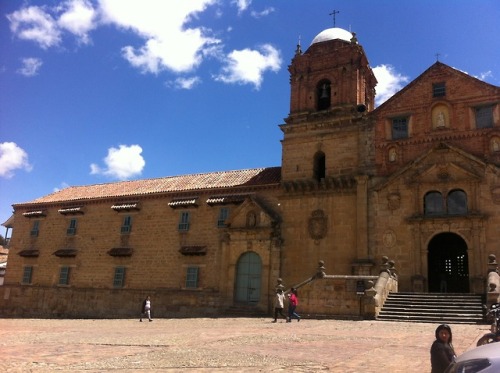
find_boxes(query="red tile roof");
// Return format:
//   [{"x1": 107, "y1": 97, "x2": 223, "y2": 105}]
[{"x1": 14, "y1": 167, "x2": 281, "y2": 206}]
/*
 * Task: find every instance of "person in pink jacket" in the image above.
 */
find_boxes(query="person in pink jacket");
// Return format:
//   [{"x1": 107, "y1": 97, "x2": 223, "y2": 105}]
[{"x1": 287, "y1": 288, "x2": 301, "y2": 322}]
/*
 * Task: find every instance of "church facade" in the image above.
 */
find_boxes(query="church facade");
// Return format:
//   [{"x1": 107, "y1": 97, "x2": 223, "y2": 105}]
[{"x1": 2, "y1": 27, "x2": 500, "y2": 318}]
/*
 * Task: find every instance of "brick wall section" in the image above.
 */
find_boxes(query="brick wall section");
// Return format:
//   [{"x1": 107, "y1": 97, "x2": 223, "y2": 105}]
[
  {"x1": 3, "y1": 187, "x2": 283, "y2": 317},
  {"x1": 374, "y1": 62, "x2": 500, "y2": 176}
]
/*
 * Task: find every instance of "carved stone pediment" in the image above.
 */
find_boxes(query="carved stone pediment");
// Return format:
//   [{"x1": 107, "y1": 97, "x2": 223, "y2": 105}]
[
  {"x1": 407, "y1": 162, "x2": 482, "y2": 185},
  {"x1": 374, "y1": 143, "x2": 486, "y2": 192},
  {"x1": 225, "y1": 195, "x2": 281, "y2": 230}
]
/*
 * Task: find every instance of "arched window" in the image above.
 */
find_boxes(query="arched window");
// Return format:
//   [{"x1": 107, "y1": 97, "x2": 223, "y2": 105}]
[
  {"x1": 424, "y1": 191, "x2": 444, "y2": 215},
  {"x1": 313, "y1": 151, "x2": 326, "y2": 181},
  {"x1": 447, "y1": 189, "x2": 467, "y2": 215},
  {"x1": 317, "y1": 80, "x2": 331, "y2": 111}
]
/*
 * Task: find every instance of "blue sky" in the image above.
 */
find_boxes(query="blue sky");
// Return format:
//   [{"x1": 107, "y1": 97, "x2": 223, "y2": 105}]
[{"x1": 1, "y1": 0, "x2": 500, "y2": 234}]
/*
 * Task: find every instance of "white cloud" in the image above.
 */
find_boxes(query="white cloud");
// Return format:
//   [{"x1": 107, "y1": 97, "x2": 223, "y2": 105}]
[
  {"x1": 476, "y1": 70, "x2": 493, "y2": 82},
  {"x1": 250, "y1": 7, "x2": 275, "y2": 18},
  {"x1": 7, "y1": 6, "x2": 62, "y2": 49},
  {"x1": 7, "y1": 1, "x2": 283, "y2": 88},
  {"x1": 57, "y1": 0, "x2": 97, "y2": 45},
  {"x1": 99, "y1": 0, "x2": 220, "y2": 74},
  {"x1": 17, "y1": 58, "x2": 43, "y2": 77},
  {"x1": 214, "y1": 44, "x2": 281, "y2": 89},
  {"x1": 372, "y1": 64, "x2": 410, "y2": 106},
  {"x1": 90, "y1": 144, "x2": 145, "y2": 180},
  {"x1": 168, "y1": 76, "x2": 202, "y2": 90},
  {"x1": 232, "y1": 0, "x2": 252, "y2": 14},
  {"x1": 0, "y1": 142, "x2": 33, "y2": 179}
]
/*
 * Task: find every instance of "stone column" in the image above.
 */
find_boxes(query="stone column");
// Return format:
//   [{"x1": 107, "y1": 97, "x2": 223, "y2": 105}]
[
  {"x1": 355, "y1": 175, "x2": 369, "y2": 260},
  {"x1": 218, "y1": 233, "x2": 231, "y2": 306}
]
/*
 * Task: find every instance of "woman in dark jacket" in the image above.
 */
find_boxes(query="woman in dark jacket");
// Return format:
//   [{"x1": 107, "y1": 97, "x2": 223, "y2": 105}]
[{"x1": 430, "y1": 324, "x2": 456, "y2": 373}]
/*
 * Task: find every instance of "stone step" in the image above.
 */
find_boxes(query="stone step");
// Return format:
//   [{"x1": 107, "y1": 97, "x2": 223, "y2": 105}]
[
  {"x1": 388, "y1": 293, "x2": 482, "y2": 300},
  {"x1": 377, "y1": 292, "x2": 484, "y2": 324},
  {"x1": 383, "y1": 301, "x2": 483, "y2": 308},
  {"x1": 377, "y1": 315, "x2": 483, "y2": 324}
]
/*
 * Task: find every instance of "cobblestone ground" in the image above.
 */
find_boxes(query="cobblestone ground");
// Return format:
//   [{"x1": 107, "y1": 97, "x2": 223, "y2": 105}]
[{"x1": 0, "y1": 317, "x2": 488, "y2": 372}]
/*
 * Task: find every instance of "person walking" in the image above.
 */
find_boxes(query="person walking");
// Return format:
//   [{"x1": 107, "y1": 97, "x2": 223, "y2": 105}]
[
  {"x1": 430, "y1": 324, "x2": 456, "y2": 373},
  {"x1": 140, "y1": 295, "x2": 153, "y2": 322},
  {"x1": 272, "y1": 288, "x2": 287, "y2": 323},
  {"x1": 287, "y1": 287, "x2": 301, "y2": 322}
]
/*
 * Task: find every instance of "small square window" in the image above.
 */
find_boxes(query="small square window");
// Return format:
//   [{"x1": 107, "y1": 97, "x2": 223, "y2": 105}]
[
  {"x1": 186, "y1": 266, "x2": 199, "y2": 288},
  {"x1": 67, "y1": 219, "x2": 77, "y2": 235},
  {"x1": 433, "y1": 82, "x2": 446, "y2": 97},
  {"x1": 178, "y1": 211, "x2": 190, "y2": 231},
  {"x1": 475, "y1": 105, "x2": 494, "y2": 129},
  {"x1": 217, "y1": 208, "x2": 229, "y2": 227},
  {"x1": 22, "y1": 266, "x2": 33, "y2": 284},
  {"x1": 113, "y1": 267, "x2": 126, "y2": 288},
  {"x1": 121, "y1": 216, "x2": 132, "y2": 234},
  {"x1": 30, "y1": 221, "x2": 40, "y2": 237},
  {"x1": 392, "y1": 117, "x2": 408, "y2": 139},
  {"x1": 59, "y1": 266, "x2": 70, "y2": 285}
]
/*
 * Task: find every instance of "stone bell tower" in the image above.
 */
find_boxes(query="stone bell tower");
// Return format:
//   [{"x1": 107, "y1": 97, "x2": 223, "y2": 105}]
[
  {"x1": 279, "y1": 28, "x2": 378, "y2": 282},
  {"x1": 289, "y1": 29, "x2": 376, "y2": 117},
  {"x1": 281, "y1": 27, "x2": 377, "y2": 184}
]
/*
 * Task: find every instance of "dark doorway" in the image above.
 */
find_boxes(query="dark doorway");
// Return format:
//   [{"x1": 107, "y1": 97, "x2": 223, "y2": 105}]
[{"x1": 427, "y1": 233, "x2": 469, "y2": 293}]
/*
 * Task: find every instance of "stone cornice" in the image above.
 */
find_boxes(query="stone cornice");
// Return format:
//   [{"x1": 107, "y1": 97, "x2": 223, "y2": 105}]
[
  {"x1": 375, "y1": 128, "x2": 500, "y2": 149},
  {"x1": 282, "y1": 176, "x2": 357, "y2": 193}
]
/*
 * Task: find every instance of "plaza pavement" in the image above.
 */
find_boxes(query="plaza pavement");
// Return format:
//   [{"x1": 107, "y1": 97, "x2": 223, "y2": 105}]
[{"x1": 0, "y1": 317, "x2": 490, "y2": 372}]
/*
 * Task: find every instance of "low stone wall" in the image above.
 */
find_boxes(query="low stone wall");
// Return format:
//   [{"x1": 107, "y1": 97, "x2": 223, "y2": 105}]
[
  {"x1": 0, "y1": 286, "x2": 222, "y2": 319},
  {"x1": 294, "y1": 275, "x2": 379, "y2": 319}
]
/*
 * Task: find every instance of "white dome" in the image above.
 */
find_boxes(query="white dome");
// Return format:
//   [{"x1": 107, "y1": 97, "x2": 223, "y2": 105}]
[{"x1": 311, "y1": 27, "x2": 353, "y2": 45}]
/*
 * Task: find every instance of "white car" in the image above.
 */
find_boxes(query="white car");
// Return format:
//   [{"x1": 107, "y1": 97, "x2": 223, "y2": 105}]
[{"x1": 445, "y1": 343, "x2": 500, "y2": 373}]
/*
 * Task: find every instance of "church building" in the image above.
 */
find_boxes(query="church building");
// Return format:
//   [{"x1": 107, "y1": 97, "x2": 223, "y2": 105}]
[{"x1": 1, "y1": 26, "x2": 500, "y2": 318}]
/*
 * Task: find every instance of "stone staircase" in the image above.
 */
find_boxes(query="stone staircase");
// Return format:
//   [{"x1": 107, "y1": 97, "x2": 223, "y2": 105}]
[{"x1": 377, "y1": 292, "x2": 485, "y2": 324}]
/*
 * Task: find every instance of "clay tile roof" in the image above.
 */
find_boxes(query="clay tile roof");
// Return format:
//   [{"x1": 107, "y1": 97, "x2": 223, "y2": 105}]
[
  {"x1": 58, "y1": 207, "x2": 84, "y2": 214},
  {"x1": 14, "y1": 167, "x2": 281, "y2": 206},
  {"x1": 2, "y1": 215, "x2": 14, "y2": 227},
  {"x1": 168, "y1": 197, "x2": 198, "y2": 208},
  {"x1": 206, "y1": 194, "x2": 248, "y2": 205},
  {"x1": 111, "y1": 203, "x2": 140, "y2": 211},
  {"x1": 22, "y1": 210, "x2": 46, "y2": 217}
]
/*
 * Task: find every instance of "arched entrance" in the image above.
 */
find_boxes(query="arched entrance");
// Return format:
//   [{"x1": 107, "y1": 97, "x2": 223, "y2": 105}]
[
  {"x1": 427, "y1": 233, "x2": 469, "y2": 293},
  {"x1": 234, "y1": 252, "x2": 262, "y2": 304}
]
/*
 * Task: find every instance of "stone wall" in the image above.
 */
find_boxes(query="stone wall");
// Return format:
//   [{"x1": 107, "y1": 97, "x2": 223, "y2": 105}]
[
  {"x1": 0, "y1": 285, "x2": 222, "y2": 318},
  {"x1": 294, "y1": 276, "x2": 379, "y2": 319}
]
